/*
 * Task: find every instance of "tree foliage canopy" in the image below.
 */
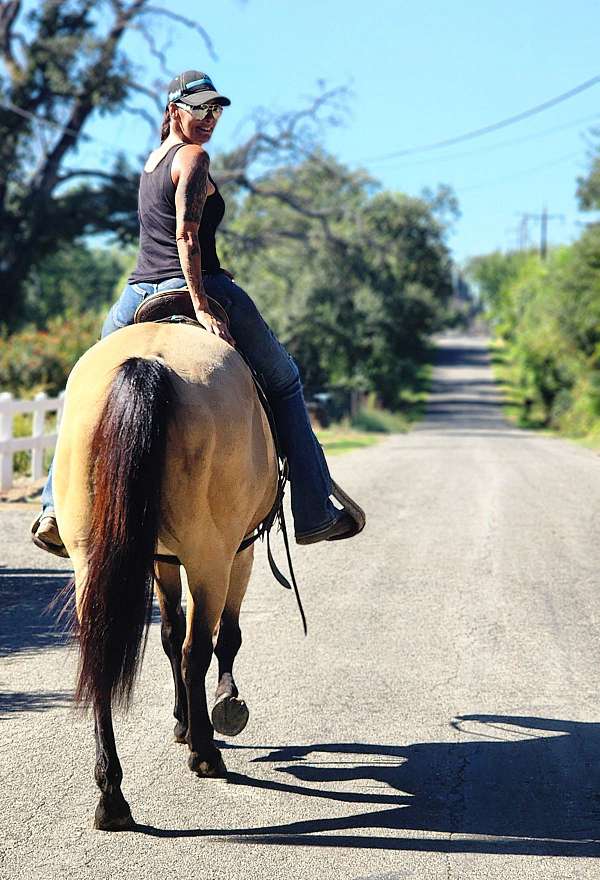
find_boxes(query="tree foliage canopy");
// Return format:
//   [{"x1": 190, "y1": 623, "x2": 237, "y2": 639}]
[
  {"x1": 577, "y1": 129, "x2": 600, "y2": 212},
  {"x1": 468, "y1": 132, "x2": 600, "y2": 435},
  {"x1": 219, "y1": 154, "x2": 454, "y2": 406},
  {"x1": 0, "y1": 0, "x2": 213, "y2": 327}
]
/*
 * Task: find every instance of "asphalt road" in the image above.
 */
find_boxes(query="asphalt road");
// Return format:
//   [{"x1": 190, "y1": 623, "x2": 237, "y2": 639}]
[{"x1": 2, "y1": 334, "x2": 600, "y2": 879}]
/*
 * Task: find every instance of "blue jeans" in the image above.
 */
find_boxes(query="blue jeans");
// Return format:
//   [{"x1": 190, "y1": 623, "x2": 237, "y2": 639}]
[{"x1": 43, "y1": 273, "x2": 337, "y2": 535}]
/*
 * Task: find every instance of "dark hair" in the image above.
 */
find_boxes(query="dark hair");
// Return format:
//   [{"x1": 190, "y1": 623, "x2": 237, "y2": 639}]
[{"x1": 160, "y1": 108, "x2": 171, "y2": 143}]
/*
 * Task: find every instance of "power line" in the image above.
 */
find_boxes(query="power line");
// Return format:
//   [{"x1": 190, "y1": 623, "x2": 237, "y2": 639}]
[
  {"x1": 453, "y1": 150, "x2": 581, "y2": 196},
  {"x1": 361, "y1": 74, "x2": 600, "y2": 163},
  {"x1": 366, "y1": 112, "x2": 600, "y2": 170}
]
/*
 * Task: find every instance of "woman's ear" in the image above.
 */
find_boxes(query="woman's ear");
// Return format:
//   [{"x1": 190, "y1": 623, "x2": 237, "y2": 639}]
[{"x1": 169, "y1": 104, "x2": 182, "y2": 135}]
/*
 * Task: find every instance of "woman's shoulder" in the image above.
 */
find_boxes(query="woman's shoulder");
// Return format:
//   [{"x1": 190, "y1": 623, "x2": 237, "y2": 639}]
[
  {"x1": 171, "y1": 145, "x2": 214, "y2": 192},
  {"x1": 144, "y1": 141, "x2": 185, "y2": 174},
  {"x1": 173, "y1": 143, "x2": 210, "y2": 168}
]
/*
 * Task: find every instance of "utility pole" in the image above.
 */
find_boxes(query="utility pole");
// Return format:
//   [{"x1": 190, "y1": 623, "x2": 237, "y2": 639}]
[
  {"x1": 518, "y1": 213, "x2": 529, "y2": 251},
  {"x1": 517, "y1": 207, "x2": 564, "y2": 259}
]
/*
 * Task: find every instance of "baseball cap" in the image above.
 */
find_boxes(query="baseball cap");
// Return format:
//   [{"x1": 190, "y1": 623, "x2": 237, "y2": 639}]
[{"x1": 166, "y1": 70, "x2": 231, "y2": 107}]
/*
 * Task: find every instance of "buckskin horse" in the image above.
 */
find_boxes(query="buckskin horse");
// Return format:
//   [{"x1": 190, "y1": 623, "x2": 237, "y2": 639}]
[{"x1": 53, "y1": 316, "x2": 278, "y2": 830}]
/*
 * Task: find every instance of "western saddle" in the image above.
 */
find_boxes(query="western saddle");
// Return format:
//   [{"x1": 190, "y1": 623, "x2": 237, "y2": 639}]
[{"x1": 133, "y1": 288, "x2": 229, "y2": 327}]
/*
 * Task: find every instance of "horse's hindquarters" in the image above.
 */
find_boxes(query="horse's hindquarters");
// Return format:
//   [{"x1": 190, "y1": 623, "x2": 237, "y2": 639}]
[{"x1": 56, "y1": 322, "x2": 277, "y2": 561}]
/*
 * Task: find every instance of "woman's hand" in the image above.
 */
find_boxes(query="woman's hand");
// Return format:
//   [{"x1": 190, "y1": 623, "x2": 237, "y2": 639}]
[{"x1": 195, "y1": 307, "x2": 236, "y2": 347}]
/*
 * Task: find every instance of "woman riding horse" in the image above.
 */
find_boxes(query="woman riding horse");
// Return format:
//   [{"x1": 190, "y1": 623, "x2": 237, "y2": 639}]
[
  {"x1": 32, "y1": 70, "x2": 365, "y2": 554},
  {"x1": 55, "y1": 319, "x2": 279, "y2": 828}
]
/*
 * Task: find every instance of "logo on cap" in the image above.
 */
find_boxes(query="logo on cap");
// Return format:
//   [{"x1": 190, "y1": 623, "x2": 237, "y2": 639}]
[
  {"x1": 186, "y1": 76, "x2": 214, "y2": 91},
  {"x1": 168, "y1": 74, "x2": 215, "y2": 103}
]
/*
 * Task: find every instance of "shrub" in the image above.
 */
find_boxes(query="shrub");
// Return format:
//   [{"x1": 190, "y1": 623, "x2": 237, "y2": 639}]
[
  {"x1": 0, "y1": 310, "x2": 103, "y2": 396},
  {"x1": 478, "y1": 234, "x2": 600, "y2": 438},
  {"x1": 351, "y1": 403, "x2": 409, "y2": 433}
]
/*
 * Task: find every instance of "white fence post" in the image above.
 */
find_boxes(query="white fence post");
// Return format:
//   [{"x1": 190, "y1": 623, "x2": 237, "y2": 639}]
[
  {"x1": 0, "y1": 392, "x2": 14, "y2": 491},
  {"x1": 32, "y1": 391, "x2": 47, "y2": 480},
  {"x1": 0, "y1": 391, "x2": 64, "y2": 492}
]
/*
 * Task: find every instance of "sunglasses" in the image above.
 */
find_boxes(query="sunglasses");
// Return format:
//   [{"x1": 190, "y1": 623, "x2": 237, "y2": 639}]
[{"x1": 175, "y1": 101, "x2": 223, "y2": 121}]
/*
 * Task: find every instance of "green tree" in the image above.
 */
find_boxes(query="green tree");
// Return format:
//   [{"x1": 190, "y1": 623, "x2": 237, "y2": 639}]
[
  {"x1": 471, "y1": 235, "x2": 600, "y2": 431},
  {"x1": 464, "y1": 249, "x2": 531, "y2": 337},
  {"x1": 0, "y1": 0, "x2": 213, "y2": 329},
  {"x1": 465, "y1": 128, "x2": 600, "y2": 436},
  {"x1": 576, "y1": 129, "x2": 600, "y2": 211},
  {"x1": 21, "y1": 243, "x2": 133, "y2": 327},
  {"x1": 220, "y1": 152, "x2": 454, "y2": 406}
]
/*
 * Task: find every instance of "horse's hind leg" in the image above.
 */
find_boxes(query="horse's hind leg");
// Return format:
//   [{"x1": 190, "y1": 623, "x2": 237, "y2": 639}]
[
  {"x1": 155, "y1": 561, "x2": 187, "y2": 743},
  {"x1": 71, "y1": 555, "x2": 132, "y2": 831},
  {"x1": 93, "y1": 695, "x2": 134, "y2": 830},
  {"x1": 181, "y1": 562, "x2": 229, "y2": 778},
  {"x1": 212, "y1": 546, "x2": 254, "y2": 737}
]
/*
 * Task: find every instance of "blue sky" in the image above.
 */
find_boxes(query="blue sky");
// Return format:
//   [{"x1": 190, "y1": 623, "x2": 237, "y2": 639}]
[{"x1": 73, "y1": 0, "x2": 600, "y2": 264}]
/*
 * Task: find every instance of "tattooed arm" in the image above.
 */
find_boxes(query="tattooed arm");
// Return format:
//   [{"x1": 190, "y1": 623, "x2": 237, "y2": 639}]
[{"x1": 174, "y1": 145, "x2": 233, "y2": 344}]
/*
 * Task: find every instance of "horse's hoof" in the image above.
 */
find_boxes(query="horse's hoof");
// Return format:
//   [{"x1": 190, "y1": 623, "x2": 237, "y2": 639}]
[
  {"x1": 189, "y1": 750, "x2": 228, "y2": 779},
  {"x1": 93, "y1": 803, "x2": 134, "y2": 832},
  {"x1": 212, "y1": 694, "x2": 249, "y2": 737},
  {"x1": 173, "y1": 720, "x2": 188, "y2": 743}
]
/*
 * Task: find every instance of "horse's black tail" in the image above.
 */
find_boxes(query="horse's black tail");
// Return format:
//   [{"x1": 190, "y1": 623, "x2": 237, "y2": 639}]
[{"x1": 75, "y1": 357, "x2": 175, "y2": 710}]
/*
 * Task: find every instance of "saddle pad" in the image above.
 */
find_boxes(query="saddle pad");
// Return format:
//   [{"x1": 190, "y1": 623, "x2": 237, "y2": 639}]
[{"x1": 134, "y1": 289, "x2": 229, "y2": 327}]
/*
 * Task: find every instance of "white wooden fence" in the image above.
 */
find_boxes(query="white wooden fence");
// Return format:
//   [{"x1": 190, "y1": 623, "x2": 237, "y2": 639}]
[{"x1": 0, "y1": 392, "x2": 65, "y2": 491}]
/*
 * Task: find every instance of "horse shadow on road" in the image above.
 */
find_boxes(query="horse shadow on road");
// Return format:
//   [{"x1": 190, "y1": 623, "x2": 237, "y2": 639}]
[
  {"x1": 0, "y1": 564, "x2": 164, "y2": 718},
  {"x1": 0, "y1": 565, "x2": 163, "y2": 658},
  {"x1": 0, "y1": 566, "x2": 73, "y2": 657},
  {"x1": 136, "y1": 714, "x2": 600, "y2": 858},
  {"x1": 0, "y1": 566, "x2": 75, "y2": 718}
]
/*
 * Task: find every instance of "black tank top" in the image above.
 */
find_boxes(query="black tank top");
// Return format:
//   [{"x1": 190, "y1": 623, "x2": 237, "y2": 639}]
[{"x1": 129, "y1": 143, "x2": 225, "y2": 283}]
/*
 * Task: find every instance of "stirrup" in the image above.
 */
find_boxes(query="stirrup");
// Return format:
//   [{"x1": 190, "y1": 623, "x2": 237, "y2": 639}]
[{"x1": 329, "y1": 480, "x2": 366, "y2": 539}]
